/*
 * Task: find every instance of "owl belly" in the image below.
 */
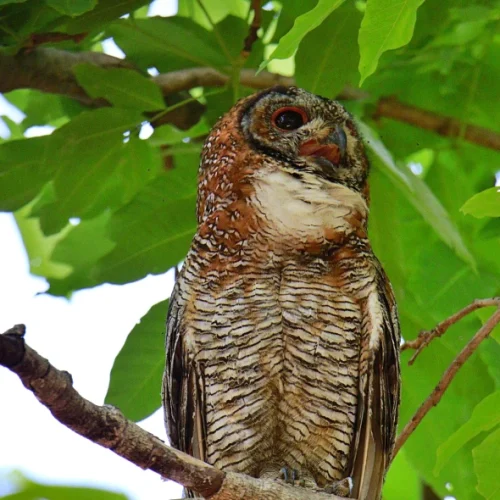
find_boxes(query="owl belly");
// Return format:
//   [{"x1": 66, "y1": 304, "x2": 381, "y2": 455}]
[
  {"x1": 191, "y1": 266, "x2": 360, "y2": 485},
  {"x1": 192, "y1": 273, "x2": 284, "y2": 476},
  {"x1": 277, "y1": 268, "x2": 361, "y2": 486}
]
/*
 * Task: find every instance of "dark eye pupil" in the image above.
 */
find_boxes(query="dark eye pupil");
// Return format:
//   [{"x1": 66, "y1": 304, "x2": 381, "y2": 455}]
[{"x1": 274, "y1": 110, "x2": 304, "y2": 130}]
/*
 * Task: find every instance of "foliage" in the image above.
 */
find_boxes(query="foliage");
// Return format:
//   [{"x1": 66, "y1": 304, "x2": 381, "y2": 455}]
[
  {"x1": 0, "y1": 0, "x2": 499, "y2": 499},
  {"x1": 1, "y1": 472, "x2": 129, "y2": 500}
]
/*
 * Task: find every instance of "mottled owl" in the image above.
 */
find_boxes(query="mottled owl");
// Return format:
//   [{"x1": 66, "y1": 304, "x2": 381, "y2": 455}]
[{"x1": 163, "y1": 86, "x2": 401, "y2": 500}]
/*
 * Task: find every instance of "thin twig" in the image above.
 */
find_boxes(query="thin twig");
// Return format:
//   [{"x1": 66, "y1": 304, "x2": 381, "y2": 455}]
[
  {"x1": 394, "y1": 304, "x2": 500, "y2": 457},
  {"x1": 242, "y1": 0, "x2": 262, "y2": 58},
  {"x1": 401, "y1": 297, "x2": 500, "y2": 365},
  {"x1": 0, "y1": 326, "x2": 344, "y2": 500}
]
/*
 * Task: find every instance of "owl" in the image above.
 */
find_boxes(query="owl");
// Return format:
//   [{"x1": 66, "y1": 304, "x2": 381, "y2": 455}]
[{"x1": 163, "y1": 86, "x2": 400, "y2": 500}]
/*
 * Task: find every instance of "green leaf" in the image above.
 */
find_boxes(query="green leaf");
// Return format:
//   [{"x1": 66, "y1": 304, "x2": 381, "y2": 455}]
[
  {"x1": 107, "y1": 17, "x2": 228, "y2": 72},
  {"x1": 14, "y1": 201, "x2": 72, "y2": 280},
  {"x1": 383, "y1": 449, "x2": 420, "y2": 500},
  {"x1": 295, "y1": 2, "x2": 361, "y2": 98},
  {"x1": 359, "y1": 122, "x2": 475, "y2": 268},
  {"x1": 6, "y1": 89, "x2": 83, "y2": 130},
  {"x1": 74, "y1": 65, "x2": 165, "y2": 111},
  {"x1": 47, "y1": 212, "x2": 115, "y2": 296},
  {"x1": 479, "y1": 340, "x2": 500, "y2": 389},
  {"x1": 476, "y1": 307, "x2": 500, "y2": 344},
  {"x1": 272, "y1": 0, "x2": 318, "y2": 43},
  {"x1": 0, "y1": 0, "x2": 27, "y2": 6},
  {"x1": 106, "y1": 299, "x2": 168, "y2": 421},
  {"x1": 44, "y1": 138, "x2": 161, "y2": 296},
  {"x1": 358, "y1": 0, "x2": 427, "y2": 84},
  {"x1": 177, "y1": 0, "x2": 248, "y2": 27},
  {"x1": 0, "y1": 136, "x2": 53, "y2": 212},
  {"x1": 0, "y1": 3, "x2": 62, "y2": 46},
  {"x1": 95, "y1": 153, "x2": 198, "y2": 284},
  {"x1": 261, "y1": 0, "x2": 345, "y2": 69},
  {"x1": 3, "y1": 475, "x2": 129, "y2": 500},
  {"x1": 44, "y1": 0, "x2": 96, "y2": 16},
  {"x1": 37, "y1": 108, "x2": 144, "y2": 235},
  {"x1": 214, "y1": 15, "x2": 265, "y2": 67},
  {"x1": 0, "y1": 116, "x2": 24, "y2": 141},
  {"x1": 473, "y1": 426, "x2": 500, "y2": 500},
  {"x1": 479, "y1": 218, "x2": 500, "y2": 240},
  {"x1": 461, "y1": 187, "x2": 500, "y2": 219},
  {"x1": 86, "y1": 136, "x2": 162, "y2": 217},
  {"x1": 435, "y1": 391, "x2": 500, "y2": 474},
  {"x1": 65, "y1": 0, "x2": 151, "y2": 34},
  {"x1": 149, "y1": 120, "x2": 209, "y2": 146}
]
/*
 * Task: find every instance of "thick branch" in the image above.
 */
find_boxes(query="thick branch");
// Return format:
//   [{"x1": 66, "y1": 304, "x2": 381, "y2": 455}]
[
  {"x1": 0, "y1": 48, "x2": 132, "y2": 106},
  {"x1": 394, "y1": 302, "x2": 500, "y2": 456},
  {"x1": 1, "y1": 47, "x2": 498, "y2": 150},
  {"x1": 374, "y1": 97, "x2": 500, "y2": 151},
  {"x1": 152, "y1": 67, "x2": 294, "y2": 95},
  {"x1": 0, "y1": 325, "x2": 343, "y2": 500}
]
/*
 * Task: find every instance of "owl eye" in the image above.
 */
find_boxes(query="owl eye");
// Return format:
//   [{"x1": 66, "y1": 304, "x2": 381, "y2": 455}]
[{"x1": 271, "y1": 107, "x2": 308, "y2": 131}]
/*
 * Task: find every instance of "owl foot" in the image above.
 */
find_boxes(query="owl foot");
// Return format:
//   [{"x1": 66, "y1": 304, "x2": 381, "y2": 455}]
[
  {"x1": 276, "y1": 467, "x2": 316, "y2": 488},
  {"x1": 324, "y1": 477, "x2": 353, "y2": 497},
  {"x1": 279, "y1": 467, "x2": 301, "y2": 485}
]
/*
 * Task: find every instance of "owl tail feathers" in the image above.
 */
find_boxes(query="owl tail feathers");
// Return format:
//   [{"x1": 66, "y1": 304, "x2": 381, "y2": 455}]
[
  {"x1": 350, "y1": 369, "x2": 387, "y2": 500},
  {"x1": 350, "y1": 422, "x2": 386, "y2": 500}
]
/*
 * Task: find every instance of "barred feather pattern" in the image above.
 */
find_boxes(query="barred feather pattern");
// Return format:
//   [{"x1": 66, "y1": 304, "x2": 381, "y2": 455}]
[
  {"x1": 163, "y1": 87, "x2": 400, "y2": 499},
  {"x1": 169, "y1": 236, "x2": 376, "y2": 484}
]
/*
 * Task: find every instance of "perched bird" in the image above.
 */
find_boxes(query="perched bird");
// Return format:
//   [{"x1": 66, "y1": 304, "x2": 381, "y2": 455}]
[{"x1": 163, "y1": 86, "x2": 400, "y2": 499}]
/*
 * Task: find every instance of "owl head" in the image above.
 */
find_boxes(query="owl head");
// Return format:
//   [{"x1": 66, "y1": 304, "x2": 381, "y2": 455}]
[
  {"x1": 199, "y1": 86, "x2": 370, "y2": 228},
  {"x1": 239, "y1": 86, "x2": 369, "y2": 197}
]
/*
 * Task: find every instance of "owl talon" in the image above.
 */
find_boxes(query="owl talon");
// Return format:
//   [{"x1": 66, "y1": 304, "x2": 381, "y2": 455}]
[
  {"x1": 276, "y1": 468, "x2": 313, "y2": 488},
  {"x1": 279, "y1": 467, "x2": 299, "y2": 484},
  {"x1": 324, "y1": 477, "x2": 353, "y2": 497}
]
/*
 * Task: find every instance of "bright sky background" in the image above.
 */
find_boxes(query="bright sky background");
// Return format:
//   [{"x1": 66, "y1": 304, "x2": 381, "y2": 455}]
[{"x1": 0, "y1": 1, "x2": 184, "y2": 498}]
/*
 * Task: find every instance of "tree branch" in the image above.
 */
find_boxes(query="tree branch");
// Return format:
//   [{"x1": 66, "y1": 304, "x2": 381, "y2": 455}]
[
  {"x1": 374, "y1": 97, "x2": 500, "y2": 151},
  {"x1": 3, "y1": 296, "x2": 499, "y2": 495},
  {"x1": 241, "y1": 0, "x2": 262, "y2": 58},
  {"x1": 1, "y1": 47, "x2": 499, "y2": 150},
  {"x1": 0, "y1": 324, "x2": 343, "y2": 500},
  {"x1": 152, "y1": 67, "x2": 295, "y2": 96},
  {"x1": 0, "y1": 48, "x2": 132, "y2": 106},
  {"x1": 401, "y1": 298, "x2": 500, "y2": 365},
  {"x1": 394, "y1": 300, "x2": 500, "y2": 456}
]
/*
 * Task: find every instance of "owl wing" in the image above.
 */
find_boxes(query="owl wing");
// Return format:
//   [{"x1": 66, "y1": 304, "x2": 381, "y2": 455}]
[
  {"x1": 163, "y1": 281, "x2": 207, "y2": 467},
  {"x1": 350, "y1": 259, "x2": 401, "y2": 500}
]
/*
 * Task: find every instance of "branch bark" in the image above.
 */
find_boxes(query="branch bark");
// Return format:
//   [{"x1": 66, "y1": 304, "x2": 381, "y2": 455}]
[
  {"x1": 394, "y1": 299, "x2": 500, "y2": 456},
  {"x1": 374, "y1": 97, "x2": 500, "y2": 151},
  {"x1": 0, "y1": 324, "x2": 343, "y2": 500},
  {"x1": 1, "y1": 47, "x2": 499, "y2": 150},
  {"x1": 2, "y1": 297, "x2": 499, "y2": 496}
]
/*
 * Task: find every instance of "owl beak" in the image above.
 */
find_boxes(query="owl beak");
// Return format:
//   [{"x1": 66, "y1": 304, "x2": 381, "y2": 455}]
[{"x1": 298, "y1": 125, "x2": 346, "y2": 166}]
